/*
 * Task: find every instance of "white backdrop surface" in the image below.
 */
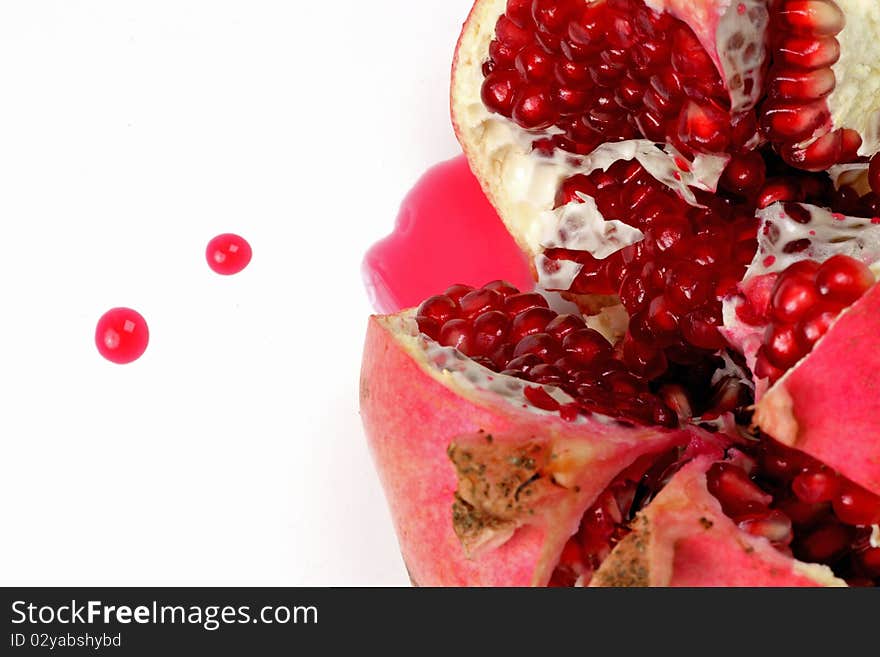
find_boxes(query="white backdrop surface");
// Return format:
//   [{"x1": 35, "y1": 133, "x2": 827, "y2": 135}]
[{"x1": 0, "y1": 0, "x2": 475, "y2": 586}]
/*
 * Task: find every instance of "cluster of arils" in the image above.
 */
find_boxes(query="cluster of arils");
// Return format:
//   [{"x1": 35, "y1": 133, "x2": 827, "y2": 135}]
[
  {"x1": 761, "y1": 0, "x2": 861, "y2": 170},
  {"x1": 416, "y1": 281, "x2": 676, "y2": 426},
  {"x1": 481, "y1": 0, "x2": 748, "y2": 157},
  {"x1": 754, "y1": 255, "x2": 875, "y2": 383},
  {"x1": 543, "y1": 159, "x2": 759, "y2": 377},
  {"x1": 709, "y1": 439, "x2": 880, "y2": 586}
]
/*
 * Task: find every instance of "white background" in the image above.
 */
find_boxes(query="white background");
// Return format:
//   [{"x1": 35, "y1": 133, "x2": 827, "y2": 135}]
[{"x1": 0, "y1": 0, "x2": 475, "y2": 586}]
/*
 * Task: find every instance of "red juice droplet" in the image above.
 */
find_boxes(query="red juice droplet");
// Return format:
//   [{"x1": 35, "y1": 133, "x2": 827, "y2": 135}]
[
  {"x1": 207, "y1": 233, "x2": 252, "y2": 275},
  {"x1": 95, "y1": 308, "x2": 149, "y2": 364},
  {"x1": 363, "y1": 155, "x2": 532, "y2": 313}
]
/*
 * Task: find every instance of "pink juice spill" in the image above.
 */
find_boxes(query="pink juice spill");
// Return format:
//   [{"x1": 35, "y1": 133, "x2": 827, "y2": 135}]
[{"x1": 363, "y1": 155, "x2": 533, "y2": 314}]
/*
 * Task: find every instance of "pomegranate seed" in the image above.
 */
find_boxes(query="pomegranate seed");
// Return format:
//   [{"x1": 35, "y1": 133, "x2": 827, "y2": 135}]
[
  {"x1": 619, "y1": 274, "x2": 649, "y2": 312},
  {"x1": 438, "y1": 319, "x2": 473, "y2": 353},
  {"x1": 545, "y1": 313, "x2": 586, "y2": 340},
  {"x1": 647, "y1": 296, "x2": 680, "y2": 338},
  {"x1": 495, "y1": 13, "x2": 532, "y2": 48},
  {"x1": 510, "y1": 307, "x2": 557, "y2": 342},
  {"x1": 680, "y1": 308, "x2": 727, "y2": 350},
  {"x1": 622, "y1": 336, "x2": 668, "y2": 380},
  {"x1": 530, "y1": 364, "x2": 566, "y2": 386},
  {"x1": 833, "y1": 483, "x2": 880, "y2": 526},
  {"x1": 512, "y1": 85, "x2": 556, "y2": 129},
  {"x1": 665, "y1": 263, "x2": 713, "y2": 312},
  {"x1": 504, "y1": 292, "x2": 549, "y2": 315},
  {"x1": 513, "y1": 333, "x2": 563, "y2": 363},
  {"x1": 95, "y1": 308, "x2": 150, "y2": 364},
  {"x1": 796, "y1": 523, "x2": 854, "y2": 564},
  {"x1": 417, "y1": 295, "x2": 459, "y2": 324},
  {"x1": 792, "y1": 469, "x2": 840, "y2": 504},
  {"x1": 677, "y1": 100, "x2": 730, "y2": 153},
  {"x1": 472, "y1": 310, "x2": 510, "y2": 357},
  {"x1": 795, "y1": 305, "x2": 837, "y2": 351},
  {"x1": 206, "y1": 233, "x2": 253, "y2": 275},
  {"x1": 777, "y1": 497, "x2": 831, "y2": 527},
  {"x1": 754, "y1": 353, "x2": 785, "y2": 382},
  {"x1": 757, "y1": 179, "x2": 804, "y2": 208},
  {"x1": 707, "y1": 463, "x2": 772, "y2": 518},
  {"x1": 776, "y1": 0, "x2": 845, "y2": 37},
  {"x1": 770, "y1": 274, "x2": 819, "y2": 323},
  {"x1": 415, "y1": 316, "x2": 442, "y2": 341},
  {"x1": 483, "y1": 280, "x2": 520, "y2": 298},
  {"x1": 815, "y1": 254, "x2": 874, "y2": 305},
  {"x1": 515, "y1": 44, "x2": 553, "y2": 82},
  {"x1": 562, "y1": 329, "x2": 612, "y2": 366},
  {"x1": 444, "y1": 284, "x2": 475, "y2": 304},
  {"x1": 505, "y1": 354, "x2": 543, "y2": 374},
  {"x1": 758, "y1": 439, "x2": 810, "y2": 480},
  {"x1": 523, "y1": 385, "x2": 561, "y2": 411},
  {"x1": 481, "y1": 70, "x2": 521, "y2": 116},
  {"x1": 601, "y1": 370, "x2": 643, "y2": 396},
  {"x1": 459, "y1": 289, "x2": 504, "y2": 319},
  {"x1": 720, "y1": 152, "x2": 767, "y2": 196},
  {"x1": 776, "y1": 36, "x2": 840, "y2": 69},
  {"x1": 763, "y1": 323, "x2": 803, "y2": 369}
]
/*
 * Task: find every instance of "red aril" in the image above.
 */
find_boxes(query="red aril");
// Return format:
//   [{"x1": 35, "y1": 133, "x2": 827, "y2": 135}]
[
  {"x1": 206, "y1": 233, "x2": 252, "y2": 276},
  {"x1": 792, "y1": 469, "x2": 840, "y2": 504},
  {"x1": 833, "y1": 483, "x2": 880, "y2": 526},
  {"x1": 95, "y1": 308, "x2": 149, "y2": 365}
]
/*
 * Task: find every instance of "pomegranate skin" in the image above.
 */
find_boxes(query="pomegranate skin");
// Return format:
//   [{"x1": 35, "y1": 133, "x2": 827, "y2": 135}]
[
  {"x1": 755, "y1": 283, "x2": 880, "y2": 497},
  {"x1": 592, "y1": 456, "x2": 844, "y2": 587},
  {"x1": 360, "y1": 313, "x2": 694, "y2": 586}
]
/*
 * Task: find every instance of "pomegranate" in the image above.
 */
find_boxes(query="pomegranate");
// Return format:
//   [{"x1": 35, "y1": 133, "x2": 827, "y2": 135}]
[{"x1": 359, "y1": 0, "x2": 880, "y2": 586}]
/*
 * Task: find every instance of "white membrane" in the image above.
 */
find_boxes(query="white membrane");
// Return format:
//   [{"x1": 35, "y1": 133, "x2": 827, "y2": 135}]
[{"x1": 828, "y1": 0, "x2": 880, "y2": 157}]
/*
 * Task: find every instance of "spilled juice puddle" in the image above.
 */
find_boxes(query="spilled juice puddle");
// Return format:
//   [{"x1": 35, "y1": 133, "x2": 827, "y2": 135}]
[{"x1": 363, "y1": 155, "x2": 532, "y2": 314}]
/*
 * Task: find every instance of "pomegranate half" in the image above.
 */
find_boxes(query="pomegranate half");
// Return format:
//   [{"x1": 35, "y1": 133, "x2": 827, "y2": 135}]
[{"x1": 360, "y1": 0, "x2": 880, "y2": 587}]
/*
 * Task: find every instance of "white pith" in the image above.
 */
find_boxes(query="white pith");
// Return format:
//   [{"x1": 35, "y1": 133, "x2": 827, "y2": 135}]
[
  {"x1": 721, "y1": 202, "x2": 880, "y2": 390},
  {"x1": 791, "y1": 561, "x2": 848, "y2": 587},
  {"x1": 828, "y1": 0, "x2": 880, "y2": 157},
  {"x1": 872, "y1": 524, "x2": 880, "y2": 549},
  {"x1": 723, "y1": 202, "x2": 880, "y2": 332},
  {"x1": 740, "y1": 202, "x2": 880, "y2": 280},
  {"x1": 535, "y1": 195, "x2": 645, "y2": 290},
  {"x1": 827, "y1": 161, "x2": 871, "y2": 195},
  {"x1": 383, "y1": 311, "x2": 616, "y2": 425},
  {"x1": 452, "y1": 0, "x2": 730, "y2": 278}
]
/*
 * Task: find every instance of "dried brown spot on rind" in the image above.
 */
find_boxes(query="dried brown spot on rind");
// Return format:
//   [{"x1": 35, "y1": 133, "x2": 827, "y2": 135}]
[
  {"x1": 448, "y1": 439, "x2": 568, "y2": 558},
  {"x1": 590, "y1": 516, "x2": 651, "y2": 588}
]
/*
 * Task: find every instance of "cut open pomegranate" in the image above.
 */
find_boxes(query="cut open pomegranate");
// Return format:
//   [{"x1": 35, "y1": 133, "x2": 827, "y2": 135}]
[{"x1": 360, "y1": 0, "x2": 880, "y2": 586}]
